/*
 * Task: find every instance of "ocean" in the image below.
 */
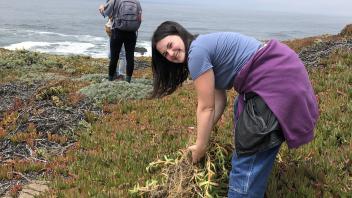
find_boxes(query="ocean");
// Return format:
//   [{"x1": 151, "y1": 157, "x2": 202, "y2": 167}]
[{"x1": 0, "y1": 0, "x2": 351, "y2": 58}]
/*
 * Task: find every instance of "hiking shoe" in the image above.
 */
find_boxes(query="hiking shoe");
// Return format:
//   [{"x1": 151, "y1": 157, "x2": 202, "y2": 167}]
[
  {"x1": 125, "y1": 76, "x2": 131, "y2": 83},
  {"x1": 108, "y1": 75, "x2": 117, "y2": 81}
]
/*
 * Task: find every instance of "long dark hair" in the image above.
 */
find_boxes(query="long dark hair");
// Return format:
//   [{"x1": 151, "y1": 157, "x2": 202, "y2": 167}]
[{"x1": 151, "y1": 21, "x2": 195, "y2": 98}]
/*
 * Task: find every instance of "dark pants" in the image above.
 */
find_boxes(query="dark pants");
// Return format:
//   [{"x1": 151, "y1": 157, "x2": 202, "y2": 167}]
[{"x1": 109, "y1": 29, "x2": 137, "y2": 78}]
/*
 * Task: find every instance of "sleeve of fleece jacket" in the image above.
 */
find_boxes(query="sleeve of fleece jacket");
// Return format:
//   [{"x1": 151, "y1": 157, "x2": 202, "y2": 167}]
[{"x1": 102, "y1": 0, "x2": 120, "y2": 18}]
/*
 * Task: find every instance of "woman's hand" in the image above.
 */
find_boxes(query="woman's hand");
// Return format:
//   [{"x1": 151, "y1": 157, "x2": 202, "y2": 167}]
[
  {"x1": 188, "y1": 144, "x2": 207, "y2": 163},
  {"x1": 99, "y1": 4, "x2": 105, "y2": 13}
]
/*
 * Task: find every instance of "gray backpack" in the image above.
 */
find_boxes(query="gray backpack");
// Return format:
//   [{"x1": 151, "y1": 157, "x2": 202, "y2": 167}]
[{"x1": 115, "y1": 0, "x2": 141, "y2": 31}]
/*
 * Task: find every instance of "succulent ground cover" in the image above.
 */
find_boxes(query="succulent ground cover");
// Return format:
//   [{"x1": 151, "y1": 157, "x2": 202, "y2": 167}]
[
  {"x1": 0, "y1": 24, "x2": 351, "y2": 197},
  {"x1": 0, "y1": 51, "x2": 152, "y2": 197}
]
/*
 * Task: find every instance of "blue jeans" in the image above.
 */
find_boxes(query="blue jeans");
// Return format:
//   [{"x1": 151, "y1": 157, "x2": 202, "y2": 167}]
[
  {"x1": 228, "y1": 144, "x2": 281, "y2": 198},
  {"x1": 108, "y1": 42, "x2": 126, "y2": 76}
]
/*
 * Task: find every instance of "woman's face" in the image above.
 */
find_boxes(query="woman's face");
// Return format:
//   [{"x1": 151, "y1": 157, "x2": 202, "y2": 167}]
[{"x1": 156, "y1": 35, "x2": 186, "y2": 63}]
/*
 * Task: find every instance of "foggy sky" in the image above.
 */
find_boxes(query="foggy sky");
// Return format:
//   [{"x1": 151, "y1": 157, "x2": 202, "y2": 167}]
[
  {"x1": 230, "y1": 0, "x2": 352, "y2": 17},
  {"x1": 144, "y1": 0, "x2": 352, "y2": 17}
]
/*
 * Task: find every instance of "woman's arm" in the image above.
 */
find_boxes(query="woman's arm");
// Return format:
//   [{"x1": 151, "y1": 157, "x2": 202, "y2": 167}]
[{"x1": 188, "y1": 69, "x2": 222, "y2": 163}]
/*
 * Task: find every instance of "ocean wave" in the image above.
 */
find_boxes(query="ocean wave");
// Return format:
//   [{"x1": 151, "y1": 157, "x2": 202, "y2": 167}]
[
  {"x1": 25, "y1": 30, "x2": 106, "y2": 42},
  {"x1": 23, "y1": 29, "x2": 152, "y2": 56},
  {"x1": 4, "y1": 41, "x2": 95, "y2": 55},
  {"x1": 4, "y1": 40, "x2": 152, "y2": 58},
  {"x1": 3, "y1": 29, "x2": 152, "y2": 58}
]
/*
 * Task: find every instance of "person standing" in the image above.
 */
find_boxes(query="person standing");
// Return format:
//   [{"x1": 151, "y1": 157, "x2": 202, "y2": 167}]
[
  {"x1": 99, "y1": 0, "x2": 142, "y2": 82},
  {"x1": 105, "y1": 18, "x2": 127, "y2": 80}
]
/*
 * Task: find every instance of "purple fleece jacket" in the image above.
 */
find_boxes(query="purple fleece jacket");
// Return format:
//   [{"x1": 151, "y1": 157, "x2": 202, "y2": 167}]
[{"x1": 234, "y1": 39, "x2": 319, "y2": 148}]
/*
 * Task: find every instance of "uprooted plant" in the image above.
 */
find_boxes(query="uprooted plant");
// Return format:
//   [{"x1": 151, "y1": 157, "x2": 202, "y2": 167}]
[{"x1": 130, "y1": 141, "x2": 234, "y2": 198}]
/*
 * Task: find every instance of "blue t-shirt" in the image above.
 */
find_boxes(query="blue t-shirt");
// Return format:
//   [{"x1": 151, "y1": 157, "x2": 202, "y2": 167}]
[{"x1": 187, "y1": 32, "x2": 261, "y2": 89}]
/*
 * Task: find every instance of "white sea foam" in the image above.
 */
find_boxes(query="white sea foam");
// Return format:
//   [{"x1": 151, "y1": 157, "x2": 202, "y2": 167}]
[
  {"x1": 5, "y1": 42, "x2": 51, "y2": 50},
  {"x1": 91, "y1": 52, "x2": 109, "y2": 59},
  {"x1": 4, "y1": 39, "x2": 152, "y2": 58},
  {"x1": 79, "y1": 35, "x2": 106, "y2": 42},
  {"x1": 5, "y1": 41, "x2": 95, "y2": 55},
  {"x1": 4, "y1": 28, "x2": 152, "y2": 58}
]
